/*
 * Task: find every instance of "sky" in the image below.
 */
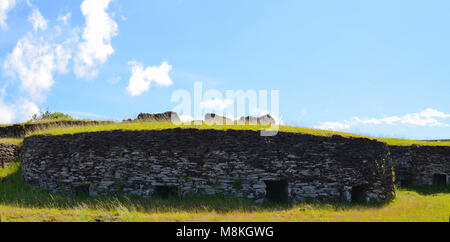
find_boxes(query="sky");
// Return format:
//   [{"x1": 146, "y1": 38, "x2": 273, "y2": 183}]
[{"x1": 0, "y1": 0, "x2": 450, "y2": 140}]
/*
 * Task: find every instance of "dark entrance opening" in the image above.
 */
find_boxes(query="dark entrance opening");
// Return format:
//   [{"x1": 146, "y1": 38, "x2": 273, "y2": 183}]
[
  {"x1": 399, "y1": 179, "x2": 411, "y2": 187},
  {"x1": 74, "y1": 184, "x2": 90, "y2": 196},
  {"x1": 433, "y1": 174, "x2": 447, "y2": 186},
  {"x1": 264, "y1": 180, "x2": 289, "y2": 203},
  {"x1": 351, "y1": 186, "x2": 367, "y2": 203},
  {"x1": 154, "y1": 186, "x2": 178, "y2": 198}
]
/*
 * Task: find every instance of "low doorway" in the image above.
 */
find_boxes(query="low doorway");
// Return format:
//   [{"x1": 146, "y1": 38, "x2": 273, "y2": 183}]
[
  {"x1": 154, "y1": 186, "x2": 178, "y2": 198},
  {"x1": 433, "y1": 174, "x2": 448, "y2": 186},
  {"x1": 264, "y1": 180, "x2": 289, "y2": 203},
  {"x1": 351, "y1": 186, "x2": 367, "y2": 203}
]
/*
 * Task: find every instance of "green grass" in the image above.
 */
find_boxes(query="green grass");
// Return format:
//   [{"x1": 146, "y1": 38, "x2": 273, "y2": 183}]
[
  {"x1": 0, "y1": 118, "x2": 77, "y2": 127},
  {"x1": 0, "y1": 138, "x2": 23, "y2": 146},
  {"x1": 377, "y1": 137, "x2": 450, "y2": 146},
  {"x1": 0, "y1": 162, "x2": 449, "y2": 222},
  {"x1": 26, "y1": 121, "x2": 450, "y2": 147}
]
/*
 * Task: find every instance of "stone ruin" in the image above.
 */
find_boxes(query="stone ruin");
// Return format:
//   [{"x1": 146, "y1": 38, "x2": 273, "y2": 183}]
[
  {"x1": 0, "y1": 143, "x2": 19, "y2": 168},
  {"x1": 136, "y1": 112, "x2": 181, "y2": 123},
  {"x1": 390, "y1": 145, "x2": 450, "y2": 187},
  {"x1": 20, "y1": 129, "x2": 395, "y2": 203},
  {"x1": 0, "y1": 112, "x2": 447, "y2": 204},
  {"x1": 204, "y1": 114, "x2": 233, "y2": 125},
  {"x1": 239, "y1": 115, "x2": 276, "y2": 125}
]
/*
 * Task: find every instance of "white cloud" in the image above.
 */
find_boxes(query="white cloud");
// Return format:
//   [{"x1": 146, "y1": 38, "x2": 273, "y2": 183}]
[
  {"x1": 200, "y1": 99, "x2": 233, "y2": 110},
  {"x1": 314, "y1": 108, "x2": 450, "y2": 131},
  {"x1": 28, "y1": 8, "x2": 47, "y2": 32},
  {"x1": 0, "y1": 0, "x2": 15, "y2": 29},
  {"x1": 0, "y1": 98, "x2": 39, "y2": 124},
  {"x1": 418, "y1": 108, "x2": 450, "y2": 119},
  {"x1": 74, "y1": 0, "x2": 118, "y2": 78},
  {"x1": 1, "y1": 4, "x2": 78, "y2": 123},
  {"x1": 3, "y1": 32, "x2": 73, "y2": 101},
  {"x1": 16, "y1": 99, "x2": 39, "y2": 121},
  {"x1": 0, "y1": 100, "x2": 15, "y2": 124},
  {"x1": 314, "y1": 121, "x2": 351, "y2": 131},
  {"x1": 0, "y1": 0, "x2": 122, "y2": 123},
  {"x1": 126, "y1": 61, "x2": 173, "y2": 96},
  {"x1": 57, "y1": 12, "x2": 71, "y2": 25}
]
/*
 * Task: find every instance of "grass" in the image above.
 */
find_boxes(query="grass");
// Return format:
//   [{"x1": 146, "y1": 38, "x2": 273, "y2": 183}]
[
  {"x1": 0, "y1": 162, "x2": 449, "y2": 222},
  {"x1": 25, "y1": 121, "x2": 450, "y2": 147},
  {"x1": 0, "y1": 118, "x2": 77, "y2": 127},
  {"x1": 0, "y1": 138, "x2": 23, "y2": 146},
  {"x1": 377, "y1": 137, "x2": 450, "y2": 147}
]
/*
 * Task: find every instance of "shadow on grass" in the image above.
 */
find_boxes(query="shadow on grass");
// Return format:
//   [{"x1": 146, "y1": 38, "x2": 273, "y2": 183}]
[
  {"x1": 0, "y1": 163, "x2": 391, "y2": 213},
  {"x1": 400, "y1": 185, "x2": 450, "y2": 195}
]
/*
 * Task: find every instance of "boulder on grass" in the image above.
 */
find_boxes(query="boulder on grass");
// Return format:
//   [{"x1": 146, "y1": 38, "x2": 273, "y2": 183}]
[{"x1": 136, "y1": 112, "x2": 181, "y2": 123}]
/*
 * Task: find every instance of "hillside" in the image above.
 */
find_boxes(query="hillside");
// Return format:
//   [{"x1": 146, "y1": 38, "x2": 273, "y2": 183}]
[
  {"x1": 0, "y1": 118, "x2": 449, "y2": 222},
  {"x1": 0, "y1": 120, "x2": 446, "y2": 147}
]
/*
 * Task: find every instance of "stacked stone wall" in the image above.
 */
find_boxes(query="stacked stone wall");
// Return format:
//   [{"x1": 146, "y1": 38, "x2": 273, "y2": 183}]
[
  {"x1": 0, "y1": 143, "x2": 19, "y2": 167},
  {"x1": 390, "y1": 145, "x2": 450, "y2": 186},
  {"x1": 21, "y1": 129, "x2": 395, "y2": 203}
]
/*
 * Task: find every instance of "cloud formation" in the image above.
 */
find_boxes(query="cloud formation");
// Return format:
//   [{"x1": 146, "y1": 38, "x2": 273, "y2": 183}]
[
  {"x1": 2, "y1": 4, "x2": 78, "y2": 123},
  {"x1": 0, "y1": 0, "x2": 15, "y2": 29},
  {"x1": 0, "y1": 100, "x2": 15, "y2": 123},
  {"x1": 314, "y1": 108, "x2": 450, "y2": 131},
  {"x1": 57, "y1": 12, "x2": 71, "y2": 25},
  {"x1": 3, "y1": 31, "x2": 74, "y2": 101},
  {"x1": 75, "y1": 0, "x2": 118, "y2": 78},
  {"x1": 28, "y1": 8, "x2": 47, "y2": 32},
  {"x1": 1, "y1": 0, "x2": 119, "y2": 123},
  {"x1": 126, "y1": 61, "x2": 173, "y2": 96}
]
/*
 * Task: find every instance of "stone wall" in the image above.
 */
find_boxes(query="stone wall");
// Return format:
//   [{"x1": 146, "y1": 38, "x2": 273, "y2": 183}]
[
  {"x1": 390, "y1": 145, "x2": 450, "y2": 186},
  {"x1": 0, "y1": 120, "x2": 113, "y2": 138},
  {"x1": 21, "y1": 129, "x2": 395, "y2": 203},
  {"x1": 0, "y1": 143, "x2": 19, "y2": 167}
]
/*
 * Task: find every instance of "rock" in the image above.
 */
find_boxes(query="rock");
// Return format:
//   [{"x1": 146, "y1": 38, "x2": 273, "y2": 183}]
[
  {"x1": 204, "y1": 113, "x2": 233, "y2": 125},
  {"x1": 136, "y1": 112, "x2": 181, "y2": 123},
  {"x1": 238, "y1": 114, "x2": 276, "y2": 125}
]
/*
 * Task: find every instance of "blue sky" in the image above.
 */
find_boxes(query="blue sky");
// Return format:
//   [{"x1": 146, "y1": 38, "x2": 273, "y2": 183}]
[{"x1": 1, "y1": 0, "x2": 450, "y2": 140}]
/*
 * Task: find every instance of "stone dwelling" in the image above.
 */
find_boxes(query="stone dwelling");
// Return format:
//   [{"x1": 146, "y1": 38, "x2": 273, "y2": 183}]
[
  {"x1": 20, "y1": 129, "x2": 395, "y2": 203},
  {"x1": 390, "y1": 145, "x2": 450, "y2": 187}
]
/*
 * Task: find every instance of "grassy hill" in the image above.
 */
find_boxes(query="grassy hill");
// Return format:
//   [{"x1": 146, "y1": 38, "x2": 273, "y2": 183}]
[
  {"x1": 20, "y1": 121, "x2": 450, "y2": 147},
  {"x1": 0, "y1": 120, "x2": 449, "y2": 146},
  {"x1": 0, "y1": 121, "x2": 449, "y2": 222}
]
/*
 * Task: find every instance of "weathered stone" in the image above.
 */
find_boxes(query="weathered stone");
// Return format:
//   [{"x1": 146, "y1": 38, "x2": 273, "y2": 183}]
[
  {"x1": 391, "y1": 145, "x2": 450, "y2": 186},
  {"x1": 136, "y1": 112, "x2": 181, "y2": 123},
  {"x1": 238, "y1": 114, "x2": 276, "y2": 125},
  {"x1": 204, "y1": 113, "x2": 233, "y2": 125},
  {"x1": 0, "y1": 143, "x2": 19, "y2": 167}
]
